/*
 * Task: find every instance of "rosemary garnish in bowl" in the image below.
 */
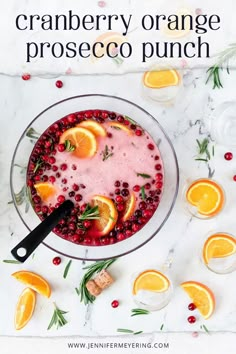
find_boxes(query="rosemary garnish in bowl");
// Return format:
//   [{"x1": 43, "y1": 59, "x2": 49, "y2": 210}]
[
  {"x1": 47, "y1": 303, "x2": 68, "y2": 330},
  {"x1": 33, "y1": 158, "x2": 43, "y2": 173},
  {"x1": 137, "y1": 173, "x2": 151, "y2": 179},
  {"x1": 64, "y1": 139, "x2": 75, "y2": 152},
  {"x1": 131, "y1": 308, "x2": 150, "y2": 317},
  {"x1": 141, "y1": 186, "x2": 146, "y2": 200},
  {"x1": 75, "y1": 258, "x2": 117, "y2": 305},
  {"x1": 102, "y1": 145, "x2": 114, "y2": 161},
  {"x1": 78, "y1": 204, "x2": 100, "y2": 221}
]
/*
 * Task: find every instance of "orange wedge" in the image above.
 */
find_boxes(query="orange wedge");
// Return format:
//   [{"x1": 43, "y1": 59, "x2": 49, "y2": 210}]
[
  {"x1": 122, "y1": 192, "x2": 136, "y2": 221},
  {"x1": 181, "y1": 281, "x2": 215, "y2": 319},
  {"x1": 143, "y1": 69, "x2": 179, "y2": 89},
  {"x1": 60, "y1": 127, "x2": 97, "y2": 158},
  {"x1": 12, "y1": 271, "x2": 51, "y2": 298},
  {"x1": 203, "y1": 233, "x2": 236, "y2": 264},
  {"x1": 186, "y1": 179, "x2": 224, "y2": 216},
  {"x1": 108, "y1": 122, "x2": 132, "y2": 135},
  {"x1": 34, "y1": 182, "x2": 56, "y2": 202},
  {"x1": 15, "y1": 288, "x2": 36, "y2": 330},
  {"x1": 91, "y1": 195, "x2": 118, "y2": 237},
  {"x1": 79, "y1": 120, "x2": 106, "y2": 137},
  {"x1": 133, "y1": 270, "x2": 170, "y2": 295}
]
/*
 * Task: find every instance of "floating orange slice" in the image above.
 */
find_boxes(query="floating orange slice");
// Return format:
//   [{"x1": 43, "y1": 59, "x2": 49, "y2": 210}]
[
  {"x1": 79, "y1": 120, "x2": 106, "y2": 137},
  {"x1": 108, "y1": 122, "x2": 132, "y2": 135},
  {"x1": 181, "y1": 281, "x2": 215, "y2": 319},
  {"x1": 203, "y1": 233, "x2": 236, "y2": 265},
  {"x1": 133, "y1": 270, "x2": 170, "y2": 295},
  {"x1": 91, "y1": 195, "x2": 118, "y2": 237},
  {"x1": 122, "y1": 192, "x2": 136, "y2": 221},
  {"x1": 15, "y1": 288, "x2": 36, "y2": 330},
  {"x1": 143, "y1": 69, "x2": 179, "y2": 89},
  {"x1": 186, "y1": 179, "x2": 224, "y2": 216},
  {"x1": 12, "y1": 271, "x2": 51, "y2": 298},
  {"x1": 60, "y1": 127, "x2": 97, "y2": 158},
  {"x1": 34, "y1": 182, "x2": 56, "y2": 202}
]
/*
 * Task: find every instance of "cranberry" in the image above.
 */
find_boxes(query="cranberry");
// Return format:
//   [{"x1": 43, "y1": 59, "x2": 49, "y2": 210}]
[
  {"x1": 125, "y1": 229, "x2": 132, "y2": 237},
  {"x1": 41, "y1": 206, "x2": 48, "y2": 214},
  {"x1": 57, "y1": 143, "x2": 65, "y2": 152},
  {"x1": 57, "y1": 195, "x2": 65, "y2": 204},
  {"x1": 115, "y1": 188, "x2": 120, "y2": 195},
  {"x1": 69, "y1": 191, "x2": 75, "y2": 197},
  {"x1": 48, "y1": 157, "x2": 55, "y2": 164},
  {"x1": 109, "y1": 237, "x2": 116, "y2": 244},
  {"x1": 115, "y1": 195, "x2": 124, "y2": 203},
  {"x1": 84, "y1": 236, "x2": 92, "y2": 244},
  {"x1": 22, "y1": 73, "x2": 31, "y2": 81},
  {"x1": 55, "y1": 80, "x2": 63, "y2": 88},
  {"x1": 114, "y1": 180, "x2": 120, "y2": 187},
  {"x1": 111, "y1": 300, "x2": 119, "y2": 308},
  {"x1": 134, "y1": 209, "x2": 142, "y2": 217},
  {"x1": 75, "y1": 194, "x2": 82, "y2": 202},
  {"x1": 107, "y1": 132, "x2": 113, "y2": 138},
  {"x1": 135, "y1": 129, "x2": 142, "y2": 136},
  {"x1": 45, "y1": 140, "x2": 52, "y2": 148},
  {"x1": 132, "y1": 223, "x2": 140, "y2": 232},
  {"x1": 60, "y1": 163, "x2": 67, "y2": 171},
  {"x1": 80, "y1": 184, "x2": 86, "y2": 189},
  {"x1": 67, "y1": 114, "x2": 76, "y2": 123},
  {"x1": 188, "y1": 316, "x2": 196, "y2": 324},
  {"x1": 62, "y1": 178, "x2": 67, "y2": 184},
  {"x1": 156, "y1": 181, "x2": 163, "y2": 189},
  {"x1": 133, "y1": 185, "x2": 140, "y2": 192},
  {"x1": 33, "y1": 196, "x2": 41, "y2": 204},
  {"x1": 117, "y1": 233, "x2": 125, "y2": 241},
  {"x1": 188, "y1": 303, "x2": 196, "y2": 311},
  {"x1": 72, "y1": 183, "x2": 79, "y2": 191},
  {"x1": 53, "y1": 256, "x2": 61, "y2": 265},
  {"x1": 101, "y1": 237, "x2": 110, "y2": 245},
  {"x1": 155, "y1": 164, "x2": 162, "y2": 171},
  {"x1": 109, "y1": 230, "x2": 117, "y2": 237},
  {"x1": 143, "y1": 209, "x2": 153, "y2": 218},
  {"x1": 109, "y1": 112, "x2": 116, "y2": 120},
  {"x1": 83, "y1": 220, "x2": 91, "y2": 229},
  {"x1": 35, "y1": 205, "x2": 41, "y2": 213},
  {"x1": 233, "y1": 175, "x2": 236, "y2": 182},
  {"x1": 34, "y1": 175, "x2": 41, "y2": 181},
  {"x1": 72, "y1": 234, "x2": 80, "y2": 243},
  {"x1": 154, "y1": 155, "x2": 160, "y2": 160},
  {"x1": 139, "y1": 201, "x2": 147, "y2": 210},
  {"x1": 27, "y1": 180, "x2": 34, "y2": 187},
  {"x1": 145, "y1": 183, "x2": 151, "y2": 190},
  {"x1": 117, "y1": 203, "x2": 125, "y2": 212},
  {"x1": 117, "y1": 115, "x2": 124, "y2": 123},
  {"x1": 68, "y1": 222, "x2": 76, "y2": 231},
  {"x1": 122, "y1": 182, "x2": 129, "y2": 188},
  {"x1": 130, "y1": 124, "x2": 136, "y2": 130},
  {"x1": 121, "y1": 189, "x2": 129, "y2": 197},
  {"x1": 42, "y1": 175, "x2": 48, "y2": 182},
  {"x1": 101, "y1": 111, "x2": 109, "y2": 119},
  {"x1": 84, "y1": 110, "x2": 93, "y2": 119},
  {"x1": 52, "y1": 165, "x2": 58, "y2": 172},
  {"x1": 156, "y1": 173, "x2": 163, "y2": 181},
  {"x1": 147, "y1": 143, "x2": 155, "y2": 150},
  {"x1": 224, "y1": 152, "x2": 233, "y2": 161},
  {"x1": 56, "y1": 172, "x2": 61, "y2": 178},
  {"x1": 71, "y1": 164, "x2": 77, "y2": 170}
]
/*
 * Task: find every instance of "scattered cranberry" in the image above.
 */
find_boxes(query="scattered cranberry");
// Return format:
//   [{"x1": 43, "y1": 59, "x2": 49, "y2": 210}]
[
  {"x1": 55, "y1": 80, "x2": 63, "y2": 88},
  {"x1": 42, "y1": 175, "x2": 48, "y2": 182},
  {"x1": 132, "y1": 223, "x2": 140, "y2": 232},
  {"x1": 125, "y1": 229, "x2": 132, "y2": 237},
  {"x1": 145, "y1": 183, "x2": 151, "y2": 190},
  {"x1": 121, "y1": 189, "x2": 129, "y2": 197},
  {"x1": 52, "y1": 165, "x2": 58, "y2": 172},
  {"x1": 117, "y1": 233, "x2": 125, "y2": 241},
  {"x1": 143, "y1": 209, "x2": 153, "y2": 218},
  {"x1": 84, "y1": 236, "x2": 92, "y2": 244},
  {"x1": 62, "y1": 178, "x2": 67, "y2": 184},
  {"x1": 156, "y1": 181, "x2": 163, "y2": 189},
  {"x1": 154, "y1": 155, "x2": 160, "y2": 160},
  {"x1": 135, "y1": 129, "x2": 142, "y2": 136},
  {"x1": 98, "y1": 0, "x2": 106, "y2": 7},
  {"x1": 60, "y1": 163, "x2": 67, "y2": 171},
  {"x1": 53, "y1": 256, "x2": 61, "y2": 265},
  {"x1": 58, "y1": 143, "x2": 65, "y2": 152},
  {"x1": 224, "y1": 152, "x2": 233, "y2": 161},
  {"x1": 115, "y1": 188, "x2": 120, "y2": 195},
  {"x1": 68, "y1": 222, "x2": 76, "y2": 231},
  {"x1": 147, "y1": 143, "x2": 155, "y2": 150},
  {"x1": 57, "y1": 195, "x2": 65, "y2": 204},
  {"x1": 45, "y1": 140, "x2": 52, "y2": 148},
  {"x1": 67, "y1": 114, "x2": 76, "y2": 123},
  {"x1": 111, "y1": 300, "x2": 119, "y2": 308},
  {"x1": 130, "y1": 124, "x2": 136, "y2": 130},
  {"x1": 188, "y1": 316, "x2": 196, "y2": 324},
  {"x1": 188, "y1": 303, "x2": 196, "y2": 311},
  {"x1": 42, "y1": 206, "x2": 48, "y2": 214},
  {"x1": 139, "y1": 201, "x2": 147, "y2": 210},
  {"x1": 69, "y1": 191, "x2": 75, "y2": 197},
  {"x1": 133, "y1": 185, "x2": 140, "y2": 192},
  {"x1": 56, "y1": 172, "x2": 61, "y2": 178},
  {"x1": 34, "y1": 175, "x2": 41, "y2": 181},
  {"x1": 71, "y1": 164, "x2": 77, "y2": 170},
  {"x1": 233, "y1": 175, "x2": 236, "y2": 182},
  {"x1": 33, "y1": 196, "x2": 41, "y2": 204},
  {"x1": 22, "y1": 73, "x2": 31, "y2": 81}
]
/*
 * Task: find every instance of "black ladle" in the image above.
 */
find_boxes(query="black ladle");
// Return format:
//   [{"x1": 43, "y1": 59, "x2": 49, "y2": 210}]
[{"x1": 11, "y1": 200, "x2": 74, "y2": 263}]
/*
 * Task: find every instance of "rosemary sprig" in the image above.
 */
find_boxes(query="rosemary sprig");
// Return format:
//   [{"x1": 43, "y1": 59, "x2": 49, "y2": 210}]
[
  {"x1": 124, "y1": 115, "x2": 136, "y2": 125},
  {"x1": 3, "y1": 259, "x2": 21, "y2": 264},
  {"x1": 78, "y1": 204, "x2": 100, "y2": 221},
  {"x1": 33, "y1": 158, "x2": 43, "y2": 173},
  {"x1": 206, "y1": 43, "x2": 236, "y2": 89},
  {"x1": 102, "y1": 145, "x2": 114, "y2": 161},
  {"x1": 200, "y1": 324, "x2": 210, "y2": 334},
  {"x1": 64, "y1": 140, "x2": 75, "y2": 152},
  {"x1": 117, "y1": 328, "x2": 143, "y2": 335},
  {"x1": 76, "y1": 258, "x2": 117, "y2": 305},
  {"x1": 131, "y1": 308, "x2": 150, "y2": 317},
  {"x1": 195, "y1": 138, "x2": 213, "y2": 163},
  {"x1": 47, "y1": 303, "x2": 68, "y2": 330},
  {"x1": 141, "y1": 186, "x2": 146, "y2": 200},
  {"x1": 137, "y1": 173, "x2": 151, "y2": 179},
  {"x1": 160, "y1": 323, "x2": 164, "y2": 330},
  {"x1": 63, "y1": 260, "x2": 72, "y2": 279}
]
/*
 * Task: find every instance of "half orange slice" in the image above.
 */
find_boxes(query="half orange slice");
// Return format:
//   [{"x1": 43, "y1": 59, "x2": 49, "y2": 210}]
[
  {"x1": 122, "y1": 192, "x2": 136, "y2": 221},
  {"x1": 12, "y1": 271, "x2": 51, "y2": 298},
  {"x1": 108, "y1": 122, "x2": 132, "y2": 135},
  {"x1": 203, "y1": 233, "x2": 236, "y2": 264},
  {"x1": 143, "y1": 69, "x2": 179, "y2": 89},
  {"x1": 34, "y1": 182, "x2": 56, "y2": 202},
  {"x1": 15, "y1": 288, "x2": 36, "y2": 330},
  {"x1": 133, "y1": 270, "x2": 170, "y2": 295},
  {"x1": 91, "y1": 195, "x2": 118, "y2": 237},
  {"x1": 181, "y1": 281, "x2": 215, "y2": 319},
  {"x1": 60, "y1": 127, "x2": 97, "y2": 158},
  {"x1": 79, "y1": 120, "x2": 106, "y2": 137}
]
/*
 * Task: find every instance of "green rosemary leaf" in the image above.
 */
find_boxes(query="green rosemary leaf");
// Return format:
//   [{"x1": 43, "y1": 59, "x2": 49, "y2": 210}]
[
  {"x1": 65, "y1": 139, "x2": 75, "y2": 152},
  {"x1": 133, "y1": 331, "x2": 143, "y2": 335},
  {"x1": 33, "y1": 158, "x2": 43, "y2": 173},
  {"x1": 137, "y1": 173, "x2": 151, "y2": 179},
  {"x1": 117, "y1": 328, "x2": 134, "y2": 333},
  {"x1": 141, "y1": 186, "x2": 146, "y2": 200},
  {"x1": 201, "y1": 324, "x2": 210, "y2": 334},
  {"x1": 3, "y1": 260, "x2": 21, "y2": 264},
  {"x1": 124, "y1": 115, "x2": 136, "y2": 125},
  {"x1": 109, "y1": 215, "x2": 115, "y2": 221},
  {"x1": 131, "y1": 308, "x2": 150, "y2": 317},
  {"x1": 79, "y1": 204, "x2": 100, "y2": 221},
  {"x1": 160, "y1": 324, "x2": 164, "y2": 330},
  {"x1": 212, "y1": 145, "x2": 215, "y2": 156},
  {"x1": 195, "y1": 158, "x2": 208, "y2": 162},
  {"x1": 47, "y1": 303, "x2": 68, "y2": 330},
  {"x1": 102, "y1": 145, "x2": 114, "y2": 161},
  {"x1": 63, "y1": 260, "x2": 72, "y2": 279}
]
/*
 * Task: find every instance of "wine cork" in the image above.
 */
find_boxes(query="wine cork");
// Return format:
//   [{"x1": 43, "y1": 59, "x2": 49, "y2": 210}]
[
  {"x1": 94, "y1": 269, "x2": 114, "y2": 289},
  {"x1": 86, "y1": 280, "x2": 102, "y2": 297}
]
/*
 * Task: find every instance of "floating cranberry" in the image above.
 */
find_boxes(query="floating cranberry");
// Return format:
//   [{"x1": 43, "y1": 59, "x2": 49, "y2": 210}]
[
  {"x1": 53, "y1": 256, "x2": 61, "y2": 265},
  {"x1": 117, "y1": 203, "x2": 125, "y2": 212},
  {"x1": 62, "y1": 178, "x2": 67, "y2": 184},
  {"x1": 57, "y1": 195, "x2": 65, "y2": 204},
  {"x1": 156, "y1": 181, "x2": 163, "y2": 189},
  {"x1": 101, "y1": 111, "x2": 109, "y2": 119},
  {"x1": 115, "y1": 188, "x2": 120, "y2": 195},
  {"x1": 67, "y1": 114, "x2": 76, "y2": 123},
  {"x1": 107, "y1": 132, "x2": 113, "y2": 138},
  {"x1": 188, "y1": 316, "x2": 196, "y2": 324},
  {"x1": 139, "y1": 201, "x2": 147, "y2": 210},
  {"x1": 60, "y1": 163, "x2": 67, "y2": 171},
  {"x1": 72, "y1": 234, "x2": 80, "y2": 243},
  {"x1": 224, "y1": 152, "x2": 233, "y2": 161},
  {"x1": 35, "y1": 205, "x2": 41, "y2": 213},
  {"x1": 75, "y1": 194, "x2": 83, "y2": 202},
  {"x1": 51, "y1": 165, "x2": 57, "y2": 172},
  {"x1": 42, "y1": 206, "x2": 48, "y2": 214},
  {"x1": 145, "y1": 183, "x2": 151, "y2": 190},
  {"x1": 45, "y1": 141, "x2": 52, "y2": 148},
  {"x1": 132, "y1": 223, "x2": 140, "y2": 232},
  {"x1": 114, "y1": 180, "x2": 120, "y2": 187},
  {"x1": 42, "y1": 175, "x2": 48, "y2": 182},
  {"x1": 55, "y1": 172, "x2": 61, "y2": 179},
  {"x1": 109, "y1": 112, "x2": 116, "y2": 120},
  {"x1": 115, "y1": 195, "x2": 124, "y2": 203},
  {"x1": 134, "y1": 209, "x2": 142, "y2": 217},
  {"x1": 109, "y1": 230, "x2": 117, "y2": 237},
  {"x1": 125, "y1": 229, "x2": 132, "y2": 237},
  {"x1": 156, "y1": 173, "x2": 163, "y2": 181},
  {"x1": 117, "y1": 115, "x2": 124, "y2": 123},
  {"x1": 69, "y1": 191, "x2": 75, "y2": 197},
  {"x1": 71, "y1": 164, "x2": 77, "y2": 171},
  {"x1": 154, "y1": 155, "x2": 160, "y2": 160},
  {"x1": 84, "y1": 110, "x2": 93, "y2": 119},
  {"x1": 122, "y1": 182, "x2": 129, "y2": 188},
  {"x1": 83, "y1": 220, "x2": 91, "y2": 229},
  {"x1": 133, "y1": 185, "x2": 140, "y2": 192},
  {"x1": 80, "y1": 184, "x2": 86, "y2": 189},
  {"x1": 111, "y1": 300, "x2": 119, "y2": 308},
  {"x1": 22, "y1": 73, "x2": 31, "y2": 81},
  {"x1": 155, "y1": 164, "x2": 162, "y2": 171},
  {"x1": 109, "y1": 237, "x2": 116, "y2": 244},
  {"x1": 72, "y1": 183, "x2": 79, "y2": 191},
  {"x1": 121, "y1": 189, "x2": 129, "y2": 197},
  {"x1": 101, "y1": 237, "x2": 110, "y2": 245},
  {"x1": 147, "y1": 143, "x2": 155, "y2": 150},
  {"x1": 84, "y1": 236, "x2": 92, "y2": 244},
  {"x1": 55, "y1": 80, "x2": 63, "y2": 88},
  {"x1": 33, "y1": 196, "x2": 41, "y2": 204},
  {"x1": 135, "y1": 129, "x2": 142, "y2": 136},
  {"x1": 48, "y1": 157, "x2": 56, "y2": 164},
  {"x1": 188, "y1": 303, "x2": 196, "y2": 311},
  {"x1": 124, "y1": 119, "x2": 130, "y2": 125},
  {"x1": 117, "y1": 233, "x2": 125, "y2": 241},
  {"x1": 34, "y1": 175, "x2": 41, "y2": 181},
  {"x1": 68, "y1": 222, "x2": 76, "y2": 231},
  {"x1": 57, "y1": 144, "x2": 65, "y2": 152},
  {"x1": 143, "y1": 209, "x2": 153, "y2": 218},
  {"x1": 130, "y1": 124, "x2": 136, "y2": 130}
]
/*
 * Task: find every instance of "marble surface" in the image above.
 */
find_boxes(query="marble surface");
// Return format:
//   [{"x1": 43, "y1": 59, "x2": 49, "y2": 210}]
[{"x1": 0, "y1": 69, "x2": 236, "y2": 352}]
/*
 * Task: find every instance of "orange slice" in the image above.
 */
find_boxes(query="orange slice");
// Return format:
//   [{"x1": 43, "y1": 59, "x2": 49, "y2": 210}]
[
  {"x1": 91, "y1": 195, "x2": 118, "y2": 237},
  {"x1": 163, "y1": 8, "x2": 193, "y2": 38},
  {"x1": 34, "y1": 182, "x2": 56, "y2": 202},
  {"x1": 186, "y1": 179, "x2": 224, "y2": 216},
  {"x1": 133, "y1": 270, "x2": 170, "y2": 295},
  {"x1": 122, "y1": 192, "x2": 136, "y2": 221},
  {"x1": 203, "y1": 233, "x2": 236, "y2": 264},
  {"x1": 15, "y1": 288, "x2": 36, "y2": 330},
  {"x1": 79, "y1": 120, "x2": 106, "y2": 137},
  {"x1": 181, "y1": 281, "x2": 215, "y2": 319},
  {"x1": 12, "y1": 271, "x2": 51, "y2": 298},
  {"x1": 108, "y1": 122, "x2": 132, "y2": 135},
  {"x1": 143, "y1": 69, "x2": 179, "y2": 89},
  {"x1": 60, "y1": 127, "x2": 97, "y2": 158}
]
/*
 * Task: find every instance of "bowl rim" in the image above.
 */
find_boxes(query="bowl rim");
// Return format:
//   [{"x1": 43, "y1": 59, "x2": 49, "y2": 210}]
[{"x1": 10, "y1": 93, "x2": 179, "y2": 260}]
